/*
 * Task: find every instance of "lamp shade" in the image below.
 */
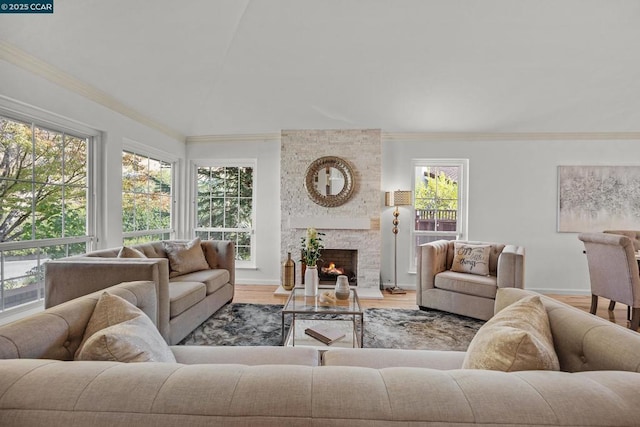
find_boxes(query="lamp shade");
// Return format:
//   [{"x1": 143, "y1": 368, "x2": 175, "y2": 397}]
[{"x1": 385, "y1": 190, "x2": 412, "y2": 207}]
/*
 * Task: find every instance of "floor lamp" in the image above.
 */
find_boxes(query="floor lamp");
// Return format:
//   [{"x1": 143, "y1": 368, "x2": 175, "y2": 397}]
[{"x1": 385, "y1": 190, "x2": 412, "y2": 294}]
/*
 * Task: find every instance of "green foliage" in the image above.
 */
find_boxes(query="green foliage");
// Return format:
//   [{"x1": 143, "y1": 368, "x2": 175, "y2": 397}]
[
  {"x1": 0, "y1": 116, "x2": 88, "y2": 246},
  {"x1": 122, "y1": 151, "x2": 172, "y2": 233},
  {"x1": 196, "y1": 166, "x2": 253, "y2": 261},
  {"x1": 300, "y1": 227, "x2": 324, "y2": 266},
  {"x1": 415, "y1": 170, "x2": 458, "y2": 211}
]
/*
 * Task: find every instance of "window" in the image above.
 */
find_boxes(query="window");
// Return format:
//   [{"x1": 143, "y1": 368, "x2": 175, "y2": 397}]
[
  {"x1": 122, "y1": 151, "x2": 173, "y2": 245},
  {"x1": 410, "y1": 159, "x2": 468, "y2": 271},
  {"x1": 194, "y1": 162, "x2": 255, "y2": 266},
  {"x1": 0, "y1": 114, "x2": 93, "y2": 313}
]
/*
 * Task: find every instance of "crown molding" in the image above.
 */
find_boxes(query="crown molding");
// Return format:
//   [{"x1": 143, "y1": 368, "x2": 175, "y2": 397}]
[
  {"x1": 381, "y1": 131, "x2": 640, "y2": 141},
  {"x1": 0, "y1": 41, "x2": 185, "y2": 142},
  {"x1": 186, "y1": 133, "x2": 281, "y2": 143}
]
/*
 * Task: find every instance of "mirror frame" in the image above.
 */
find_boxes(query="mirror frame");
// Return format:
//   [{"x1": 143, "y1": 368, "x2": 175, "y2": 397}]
[{"x1": 304, "y1": 156, "x2": 355, "y2": 207}]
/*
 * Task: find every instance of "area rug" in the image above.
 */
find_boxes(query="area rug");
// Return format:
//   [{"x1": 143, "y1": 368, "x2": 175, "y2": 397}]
[{"x1": 179, "y1": 303, "x2": 484, "y2": 350}]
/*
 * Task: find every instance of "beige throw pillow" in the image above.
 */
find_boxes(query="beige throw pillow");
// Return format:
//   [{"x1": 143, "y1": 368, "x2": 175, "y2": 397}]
[
  {"x1": 462, "y1": 295, "x2": 560, "y2": 372},
  {"x1": 76, "y1": 315, "x2": 176, "y2": 363},
  {"x1": 75, "y1": 292, "x2": 175, "y2": 363},
  {"x1": 451, "y1": 243, "x2": 491, "y2": 276},
  {"x1": 163, "y1": 238, "x2": 210, "y2": 276},
  {"x1": 117, "y1": 246, "x2": 147, "y2": 258}
]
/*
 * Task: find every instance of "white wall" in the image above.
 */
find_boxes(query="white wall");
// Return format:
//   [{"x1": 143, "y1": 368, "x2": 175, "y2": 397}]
[
  {"x1": 0, "y1": 60, "x2": 186, "y2": 249},
  {"x1": 383, "y1": 137, "x2": 640, "y2": 294},
  {"x1": 186, "y1": 137, "x2": 281, "y2": 285}
]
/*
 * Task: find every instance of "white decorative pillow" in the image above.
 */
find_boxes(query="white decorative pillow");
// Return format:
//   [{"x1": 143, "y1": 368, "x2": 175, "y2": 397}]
[
  {"x1": 117, "y1": 246, "x2": 147, "y2": 258},
  {"x1": 462, "y1": 295, "x2": 560, "y2": 372},
  {"x1": 163, "y1": 238, "x2": 210, "y2": 276},
  {"x1": 75, "y1": 292, "x2": 175, "y2": 363},
  {"x1": 451, "y1": 243, "x2": 491, "y2": 276}
]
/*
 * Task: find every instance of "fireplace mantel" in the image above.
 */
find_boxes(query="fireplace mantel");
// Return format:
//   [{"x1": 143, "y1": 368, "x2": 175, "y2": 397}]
[{"x1": 288, "y1": 216, "x2": 375, "y2": 230}]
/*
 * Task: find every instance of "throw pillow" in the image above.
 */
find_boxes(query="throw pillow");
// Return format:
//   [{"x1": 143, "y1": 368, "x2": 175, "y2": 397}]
[
  {"x1": 462, "y1": 295, "x2": 560, "y2": 372},
  {"x1": 117, "y1": 246, "x2": 147, "y2": 258},
  {"x1": 163, "y1": 238, "x2": 210, "y2": 275},
  {"x1": 76, "y1": 315, "x2": 176, "y2": 363},
  {"x1": 451, "y1": 243, "x2": 491, "y2": 276},
  {"x1": 75, "y1": 292, "x2": 175, "y2": 363}
]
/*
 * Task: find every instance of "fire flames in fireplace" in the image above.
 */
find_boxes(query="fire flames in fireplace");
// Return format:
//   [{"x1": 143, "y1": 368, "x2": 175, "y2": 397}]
[{"x1": 321, "y1": 262, "x2": 344, "y2": 276}]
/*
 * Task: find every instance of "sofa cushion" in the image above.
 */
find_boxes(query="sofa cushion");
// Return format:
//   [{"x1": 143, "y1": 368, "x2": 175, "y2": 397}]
[
  {"x1": 163, "y1": 238, "x2": 210, "y2": 277},
  {"x1": 117, "y1": 246, "x2": 147, "y2": 258},
  {"x1": 322, "y1": 348, "x2": 467, "y2": 369},
  {"x1": 462, "y1": 295, "x2": 559, "y2": 372},
  {"x1": 169, "y1": 282, "x2": 207, "y2": 318},
  {"x1": 171, "y1": 269, "x2": 230, "y2": 294},
  {"x1": 75, "y1": 293, "x2": 175, "y2": 363},
  {"x1": 451, "y1": 243, "x2": 491, "y2": 276},
  {"x1": 435, "y1": 271, "x2": 497, "y2": 299}
]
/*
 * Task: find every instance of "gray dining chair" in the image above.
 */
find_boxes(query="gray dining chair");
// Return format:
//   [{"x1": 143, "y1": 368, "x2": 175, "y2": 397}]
[{"x1": 578, "y1": 232, "x2": 640, "y2": 331}]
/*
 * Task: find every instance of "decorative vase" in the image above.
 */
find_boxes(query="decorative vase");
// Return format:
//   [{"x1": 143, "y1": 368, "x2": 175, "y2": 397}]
[
  {"x1": 335, "y1": 275, "x2": 350, "y2": 300},
  {"x1": 282, "y1": 252, "x2": 295, "y2": 291},
  {"x1": 304, "y1": 265, "x2": 319, "y2": 296}
]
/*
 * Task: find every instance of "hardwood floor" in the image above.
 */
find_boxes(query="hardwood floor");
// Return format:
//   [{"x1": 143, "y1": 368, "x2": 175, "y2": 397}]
[{"x1": 233, "y1": 285, "x2": 633, "y2": 329}]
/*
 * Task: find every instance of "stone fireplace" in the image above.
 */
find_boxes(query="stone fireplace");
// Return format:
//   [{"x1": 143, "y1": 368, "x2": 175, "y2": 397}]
[{"x1": 280, "y1": 129, "x2": 383, "y2": 299}]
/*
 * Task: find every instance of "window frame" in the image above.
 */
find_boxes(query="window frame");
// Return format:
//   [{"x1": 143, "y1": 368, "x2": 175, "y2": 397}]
[
  {"x1": 0, "y1": 105, "x2": 97, "y2": 316},
  {"x1": 121, "y1": 140, "x2": 176, "y2": 245},
  {"x1": 191, "y1": 159, "x2": 257, "y2": 269},
  {"x1": 409, "y1": 158, "x2": 469, "y2": 272}
]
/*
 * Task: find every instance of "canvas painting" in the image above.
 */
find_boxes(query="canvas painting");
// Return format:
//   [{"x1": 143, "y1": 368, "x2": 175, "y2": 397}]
[{"x1": 557, "y1": 166, "x2": 640, "y2": 232}]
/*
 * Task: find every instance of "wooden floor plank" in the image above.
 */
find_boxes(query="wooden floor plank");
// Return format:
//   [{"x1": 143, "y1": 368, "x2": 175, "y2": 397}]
[{"x1": 233, "y1": 285, "x2": 632, "y2": 329}]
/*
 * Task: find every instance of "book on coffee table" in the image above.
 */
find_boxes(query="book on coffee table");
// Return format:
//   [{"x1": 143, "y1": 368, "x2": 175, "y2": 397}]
[{"x1": 304, "y1": 325, "x2": 346, "y2": 345}]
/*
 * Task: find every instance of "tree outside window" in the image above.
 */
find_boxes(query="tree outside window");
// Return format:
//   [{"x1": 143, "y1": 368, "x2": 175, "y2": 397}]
[
  {"x1": 122, "y1": 151, "x2": 173, "y2": 244},
  {"x1": 195, "y1": 165, "x2": 254, "y2": 263},
  {"x1": 0, "y1": 115, "x2": 91, "y2": 312}
]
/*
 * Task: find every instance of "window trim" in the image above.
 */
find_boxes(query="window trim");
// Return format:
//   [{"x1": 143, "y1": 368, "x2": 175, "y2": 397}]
[
  {"x1": 409, "y1": 158, "x2": 469, "y2": 273},
  {"x1": 190, "y1": 158, "x2": 257, "y2": 269}
]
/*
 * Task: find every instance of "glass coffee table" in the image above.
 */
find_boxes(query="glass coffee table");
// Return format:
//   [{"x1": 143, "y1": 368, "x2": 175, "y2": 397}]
[{"x1": 282, "y1": 287, "x2": 364, "y2": 348}]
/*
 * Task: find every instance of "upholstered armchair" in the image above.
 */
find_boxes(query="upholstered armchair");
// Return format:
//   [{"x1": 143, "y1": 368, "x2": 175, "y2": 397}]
[
  {"x1": 578, "y1": 232, "x2": 640, "y2": 331},
  {"x1": 416, "y1": 240, "x2": 525, "y2": 320}
]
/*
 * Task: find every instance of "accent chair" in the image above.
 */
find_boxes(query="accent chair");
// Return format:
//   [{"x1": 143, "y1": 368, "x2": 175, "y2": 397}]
[
  {"x1": 578, "y1": 232, "x2": 640, "y2": 331},
  {"x1": 416, "y1": 240, "x2": 525, "y2": 320}
]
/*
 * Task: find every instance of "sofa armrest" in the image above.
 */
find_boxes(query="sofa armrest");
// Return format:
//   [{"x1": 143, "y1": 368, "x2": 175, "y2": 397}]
[
  {"x1": 416, "y1": 241, "x2": 450, "y2": 301},
  {"x1": 44, "y1": 258, "x2": 171, "y2": 342},
  {"x1": 201, "y1": 240, "x2": 235, "y2": 286},
  {"x1": 0, "y1": 280, "x2": 158, "y2": 360},
  {"x1": 496, "y1": 245, "x2": 525, "y2": 289}
]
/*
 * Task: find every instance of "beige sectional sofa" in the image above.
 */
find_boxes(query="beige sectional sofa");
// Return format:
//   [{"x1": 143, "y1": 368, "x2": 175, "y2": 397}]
[
  {"x1": 44, "y1": 239, "x2": 235, "y2": 344},
  {"x1": 1, "y1": 281, "x2": 640, "y2": 426}
]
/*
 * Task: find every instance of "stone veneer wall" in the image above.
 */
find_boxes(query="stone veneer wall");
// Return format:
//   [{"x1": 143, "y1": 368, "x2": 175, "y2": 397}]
[{"x1": 280, "y1": 129, "x2": 381, "y2": 288}]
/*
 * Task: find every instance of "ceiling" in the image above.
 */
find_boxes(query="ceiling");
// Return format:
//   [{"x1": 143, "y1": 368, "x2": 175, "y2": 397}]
[{"x1": 1, "y1": 0, "x2": 640, "y2": 139}]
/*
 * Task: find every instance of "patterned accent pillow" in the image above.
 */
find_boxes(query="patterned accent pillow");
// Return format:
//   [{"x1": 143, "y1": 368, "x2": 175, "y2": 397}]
[
  {"x1": 163, "y1": 238, "x2": 210, "y2": 276},
  {"x1": 462, "y1": 295, "x2": 560, "y2": 372},
  {"x1": 451, "y1": 242, "x2": 491, "y2": 276},
  {"x1": 75, "y1": 292, "x2": 175, "y2": 363},
  {"x1": 117, "y1": 246, "x2": 147, "y2": 258}
]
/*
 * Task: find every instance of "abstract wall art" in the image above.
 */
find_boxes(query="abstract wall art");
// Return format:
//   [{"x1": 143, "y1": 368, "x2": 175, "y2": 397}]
[{"x1": 557, "y1": 165, "x2": 640, "y2": 232}]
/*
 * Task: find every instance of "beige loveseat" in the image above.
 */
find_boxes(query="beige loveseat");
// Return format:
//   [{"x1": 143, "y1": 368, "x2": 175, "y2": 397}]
[
  {"x1": 44, "y1": 239, "x2": 235, "y2": 344},
  {"x1": 417, "y1": 240, "x2": 525, "y2": 320},
  {"x1": 1, "y1": 281, "x2": 639, "y2": 426}
]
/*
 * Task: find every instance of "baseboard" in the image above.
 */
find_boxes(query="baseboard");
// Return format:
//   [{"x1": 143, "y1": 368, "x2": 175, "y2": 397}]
[{"x1": 236, "y1": 279, "x2": 281, "y2": 286}]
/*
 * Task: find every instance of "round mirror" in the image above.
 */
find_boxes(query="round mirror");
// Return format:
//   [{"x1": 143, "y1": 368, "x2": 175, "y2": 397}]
[{"x1": 304, "y1": 156, "x2": 355, "y2": 207}]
